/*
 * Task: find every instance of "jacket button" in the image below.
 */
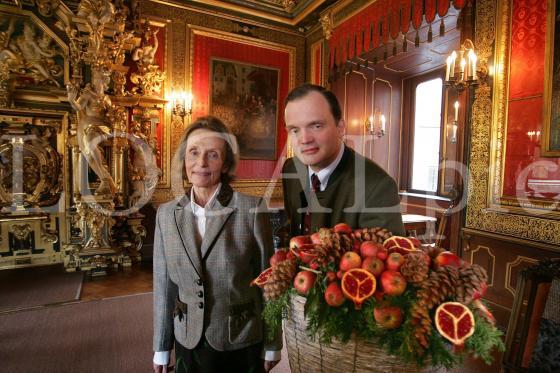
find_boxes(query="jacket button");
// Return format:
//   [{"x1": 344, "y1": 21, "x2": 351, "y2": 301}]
[
  {"x1": 197, "y1": 291, "x2": 203, "y2": 298},
  {"x1": 195, "y1": 279, "x2": 202, "y2": 286},
  {"x1": 198, "y1": 302, "x2": 204, "y2": 309}
]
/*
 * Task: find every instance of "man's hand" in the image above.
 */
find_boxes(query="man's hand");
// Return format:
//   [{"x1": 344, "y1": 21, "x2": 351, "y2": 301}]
[
  {"x1": 153, "y1": 363, "x2": 168, "y2": 373},
  {"x1": 264, "y1": 359, "x2": 280, "y2": 372}
]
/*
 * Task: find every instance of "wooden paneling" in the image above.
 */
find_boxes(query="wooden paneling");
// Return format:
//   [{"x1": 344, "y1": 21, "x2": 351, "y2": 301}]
[{"x1": 461, "y1": 228, "x2": 560, "y2": 327}]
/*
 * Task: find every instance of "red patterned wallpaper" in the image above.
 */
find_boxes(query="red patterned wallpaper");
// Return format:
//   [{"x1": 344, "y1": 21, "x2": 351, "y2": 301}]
[
  {"x1": 191, "y1": 34, "x2": 290, "y2": 179},
  {"x1": 503, "y1": 0, "x2": 560, "y2": 198}
]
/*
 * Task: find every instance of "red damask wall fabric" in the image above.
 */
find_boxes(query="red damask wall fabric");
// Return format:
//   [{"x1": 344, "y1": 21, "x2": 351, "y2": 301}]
[
  {"x1": 503, "y1": 0, "x2": 560, "y2": 198},
  {"x1": 191, "y1": 34, "x2": 290, "y2": 179}
]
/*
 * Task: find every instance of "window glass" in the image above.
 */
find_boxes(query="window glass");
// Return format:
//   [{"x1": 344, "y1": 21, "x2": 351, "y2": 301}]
[{"x1": 411, "y1": 78, "x2": 443, "y2": 192}]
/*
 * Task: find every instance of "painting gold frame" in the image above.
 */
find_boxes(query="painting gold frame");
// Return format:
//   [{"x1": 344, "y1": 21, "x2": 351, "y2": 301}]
[
  {"x1": 465, "y1": 0, "x2": 560, "y2": 245},
  {"x1": 186, "y1": 25, "x2": 295, "y2": 203}
]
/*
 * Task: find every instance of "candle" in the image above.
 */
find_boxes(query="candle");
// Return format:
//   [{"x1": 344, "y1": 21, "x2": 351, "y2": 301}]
[
  {"x1": 185, "y1": 92, "x2": 193, "y2": 112},
  {"x1": 381, "y1": 115, "x2": 386, "y2": 132},
  {"x1": 449, "y1": 51, "x2": 457, "y2": 79},
  {"x1": 468, "y1": 50, "x2": 477, "y2": 80},
  {"x1": 454, "y1": 101, "x2": 459, "y2": 122},
  {"x1": 451, "y1": 123, "x2": 458, "y2": 142},
  {"x1": 446, "y1": 56, "x2": 452, "y2": 81},
  {"x1": 460, "y1": 58, "x2": 467, "y2": 82}
]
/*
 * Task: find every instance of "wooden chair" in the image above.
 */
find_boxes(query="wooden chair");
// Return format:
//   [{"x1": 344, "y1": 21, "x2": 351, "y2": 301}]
[{"x1": 502, "y1": 259, "x2": 560, "y2": 372}]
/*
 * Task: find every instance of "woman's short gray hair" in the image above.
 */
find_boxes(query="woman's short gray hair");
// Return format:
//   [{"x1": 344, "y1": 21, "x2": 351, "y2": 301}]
[{"x1": 173, "y1": 115, "x2": 239, "y2": 184}]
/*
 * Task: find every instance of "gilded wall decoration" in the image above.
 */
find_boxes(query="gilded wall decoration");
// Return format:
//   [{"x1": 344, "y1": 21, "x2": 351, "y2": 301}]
[
  {"x1": 465, "y1": 0, "x2": 560, "y2": 245},
  {"x1": 0, "y1": 14, "x2": 67, "y2": 105}
]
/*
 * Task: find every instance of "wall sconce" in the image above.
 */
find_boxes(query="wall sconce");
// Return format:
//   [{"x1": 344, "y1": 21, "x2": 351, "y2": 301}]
[
  {"x1": 365, "y1": 108, "x2": 386, "y2": 139},
  {"x1": 172, "y1": 91, "x2": 193, "y2": 122},
  {"x1": 445, "y1": 39, "x2": 479, "y2": 92},
  {"x1": 447, "y1": 101, "x2": 459, "y2": 143}
]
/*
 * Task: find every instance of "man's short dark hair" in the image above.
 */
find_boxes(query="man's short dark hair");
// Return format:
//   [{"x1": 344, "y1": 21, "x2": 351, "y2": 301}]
[{"x1": 285, "y1": 84, "x2": 342, "y2": 123}]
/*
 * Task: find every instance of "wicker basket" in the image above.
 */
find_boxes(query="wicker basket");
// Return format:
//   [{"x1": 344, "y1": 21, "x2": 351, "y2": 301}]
[{"x1": 284, "y1": 294, "x2": 438, "y2": 373}]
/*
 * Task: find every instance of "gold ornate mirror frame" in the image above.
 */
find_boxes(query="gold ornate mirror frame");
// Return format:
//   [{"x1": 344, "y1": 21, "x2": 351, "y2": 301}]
[{"x1": 465, "y1": 0, "x2": 560, "y2": 245}]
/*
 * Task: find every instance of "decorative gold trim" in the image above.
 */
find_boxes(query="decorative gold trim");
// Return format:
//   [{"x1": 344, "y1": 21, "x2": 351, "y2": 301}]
[
  {"x1": 310, "y1": 39, "x2": 323, "y2": 85},
  {"x1": 541, "y1": 0, "x2": 560, "y2": 156},
  {"x1": 148, "y1": 0, "x2": 324, "y2": 28},
  {"x1": 505, "y1": 256, "x2": 538, "y2": 295},
  {"x1": 469, "y1": 245, "x2": 496, "y2": 287},
  {"x1": 465, "y1": 0, "x2": 560, "y2": 244}
]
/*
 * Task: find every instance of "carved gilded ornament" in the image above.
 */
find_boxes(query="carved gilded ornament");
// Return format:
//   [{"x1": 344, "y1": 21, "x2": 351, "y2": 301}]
[
  {"x1": 0, "y1": 18, "x2": 64, "y2": 94},
  {"x1": 320, "y1": 12, "x2": 333, "y2": 40},
  {"x1": 131, "y1": 23, "x2": 165, "y2": 95},
  {"x1": 0, "y1": 126, "x2": 63, "y2": 208},
  {"x1": 282, "y1": 0, "x2": 297, "y2": 13},
  {"x1": 9, "y1": 223, "x2": 32, "y2": 241},
  {"x1": 76, "y1": 200, "x2": 114, "y2": 250},
  {"x1": 35, "y1": 0, "x2": 60, "y2": 17},
  {"x1": 465, "y1": 0, "x2": 560, "y2": 244}
]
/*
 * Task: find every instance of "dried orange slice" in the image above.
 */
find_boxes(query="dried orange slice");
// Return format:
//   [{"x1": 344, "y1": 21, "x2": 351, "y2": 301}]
[
  {"x1": 435, "y1": 302, "x2": 476, "y2": 345},
  {"x1": 250, "y1": 267, "x2": 273, "y2": 287},
  {"x1": 341, "y1": 268, "x2": 376, "y2": 310},
  {"x1": 383, "y1": 236, "x2": 417, "y2": 255}
]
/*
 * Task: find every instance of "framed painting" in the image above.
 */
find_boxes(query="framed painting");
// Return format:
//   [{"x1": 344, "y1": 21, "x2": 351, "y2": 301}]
[
  {"x1": 542, "y1": 0, "x2": 560, "y2": 156},
  {"x1": 209, "y1": 58, "x2": 279, "y2": 160}
]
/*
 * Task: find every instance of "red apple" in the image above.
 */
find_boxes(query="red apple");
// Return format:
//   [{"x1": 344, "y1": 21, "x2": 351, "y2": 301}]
[
  {"x1": 310, "y1": 232, "x2": 322, "y2": 245},
  {"x1": 289, "y1": 235, "x2": 311, "y2": 250},
  {"x1": 333, "y1": 222, "x2": 352, "y2": 235},
  {"x1": 269, "y1": 250, "x2": 287, "y2": 267},
  {"x1": 380, "y1": 270, "x2": 407, "y2": 296},
  {"x1": 362, "y1": 256, "x2": 385, "y2": 277},
  {"x1": 293, "y1": 270, "x2": 316, "y2": 296},
  {"x1": 434, "y1": 251, "x2": 462, "y2": 269},
  {"x1": 325, "y1": 271, "x2": 337, "y2": 283},
  {"x1": 386, "y1": 252, "x2": 405, "y2": 272},
  {"x1": 336, "y1": 270, "x2": 344, "y2": 279},
  {"x1": 324, "y1": 282, "x2": 345, "y2": 307},
  {"x1": 376, "y1": 247, "x2": 388, "y2": 261},
  {"x1": 353, "y1": 239, "x2": 361, "y2": 253},
  {"x1": 339, "y1": 251, "x2": 362, "y2": 271},
  {"x1": 360, "y1": 241, "x2": 382, "y2": 258},
  {"x1": 353, "y1": 229, "x2": 362, "y2": 240},
  {"x1": 373, "y1": 304, "x2": 403, "y2": 329}
]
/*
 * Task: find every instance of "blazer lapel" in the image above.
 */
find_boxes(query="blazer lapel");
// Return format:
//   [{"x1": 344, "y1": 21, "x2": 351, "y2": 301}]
[
  {"x1": 200, "y1": 184, "x2": 235, "y2": 260},
  {"x1": 174, "y1": 195, "x2": 203, "y2": 279}
]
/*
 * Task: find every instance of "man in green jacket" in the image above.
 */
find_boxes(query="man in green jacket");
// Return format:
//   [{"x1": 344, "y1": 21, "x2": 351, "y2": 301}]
[{"x1": 282, "y1": 84, "x2": 405, "y2": 236}]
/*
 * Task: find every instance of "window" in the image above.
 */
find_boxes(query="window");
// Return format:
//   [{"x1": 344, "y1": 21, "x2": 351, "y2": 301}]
[
  {"x1": 411, "y1": 78, "x2": 443, "y2": 192},
  {"x1": 401, "y1": 71, "x2": 448, "y2": 195}
]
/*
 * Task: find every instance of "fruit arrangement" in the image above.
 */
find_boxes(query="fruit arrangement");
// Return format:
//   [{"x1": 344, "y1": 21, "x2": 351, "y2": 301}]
[{"x1": 255, "y1": 223, "x2": 505, "y2": 368}]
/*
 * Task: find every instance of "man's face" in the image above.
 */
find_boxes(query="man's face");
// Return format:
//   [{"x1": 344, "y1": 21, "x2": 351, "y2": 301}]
[{"x1": 284, "y1": 91, "x2": 345, "y2": 171}]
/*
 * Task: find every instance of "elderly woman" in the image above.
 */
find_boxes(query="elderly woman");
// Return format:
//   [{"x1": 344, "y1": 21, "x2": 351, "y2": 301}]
[{"x1": 153, "y1": 116, "x2": 281, "y2": 373}]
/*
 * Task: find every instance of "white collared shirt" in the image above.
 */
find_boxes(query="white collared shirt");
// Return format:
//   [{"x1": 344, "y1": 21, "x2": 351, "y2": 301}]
[
  {"x1": 190, "y1": 183, "x2": 222, "y2": 237},
  {"x1": 308, "y1": 143, "x2": 345, "y2": 191}
]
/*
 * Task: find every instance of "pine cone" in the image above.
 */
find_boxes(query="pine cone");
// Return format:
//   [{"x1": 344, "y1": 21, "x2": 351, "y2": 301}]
[
  {"x1": 410, "y1": 266, "x2": 459, "y2": 349},
  {"x1": 400, "y1": 252, "x2": 430, "y2": 284},
  {"x1": 263, "y1": 258, "x2": 297, "y2": 301},
  {"x1": 318, "y1": 228, "x2": 353, "y2": 261},
  {"x1": 421, "y1": 245, "x2": 445, "y2": 261},
  {"x1": 456, "y1": 264, "x2": 488, "y2": 304},
  {"x1": 355, "y1": 227, "x2": 392, "y2": 243}
]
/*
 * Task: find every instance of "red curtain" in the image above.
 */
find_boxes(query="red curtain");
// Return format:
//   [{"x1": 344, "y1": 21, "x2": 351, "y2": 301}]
[{"x1": 328, "y1": 0, "x2": 470, "y2": 68}]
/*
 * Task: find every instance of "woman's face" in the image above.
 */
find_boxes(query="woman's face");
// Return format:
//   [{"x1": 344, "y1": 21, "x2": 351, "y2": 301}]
[{"x1": 184, "y1": 129, "x2": 228, "y2": 189}]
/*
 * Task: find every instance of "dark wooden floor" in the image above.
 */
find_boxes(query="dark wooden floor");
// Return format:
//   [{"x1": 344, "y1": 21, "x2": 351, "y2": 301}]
[
  {"x1": 80, "y1": 261, "x2": 153, "y2": 301},
  {"x1": 81, "y1": 262, "x2": 503, "y2": 373}
]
